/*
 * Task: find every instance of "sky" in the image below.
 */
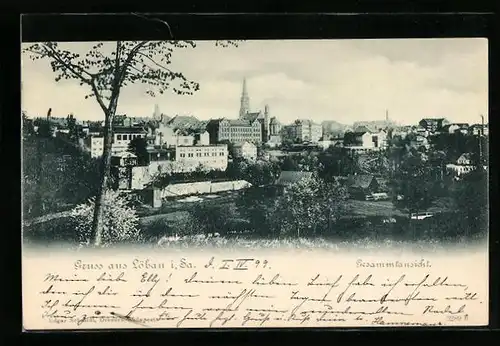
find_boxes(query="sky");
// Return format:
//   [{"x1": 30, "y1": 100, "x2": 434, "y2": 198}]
[{"x1": 21, "y1": 38, "x2": 488, "y2": 126}]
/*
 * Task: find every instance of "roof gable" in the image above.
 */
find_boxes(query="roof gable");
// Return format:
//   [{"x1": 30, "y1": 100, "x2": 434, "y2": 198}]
[
  {"x1": 347, "y1": 174, "x2": 377, "y2": 189},
  {"x1": 276, "y1": 171, "x2": 313, "y2": 186}
]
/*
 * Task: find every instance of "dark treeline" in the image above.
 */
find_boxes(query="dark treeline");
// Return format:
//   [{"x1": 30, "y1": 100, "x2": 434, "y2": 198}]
[{"x1": 22, "y1": 118, "x2": 101, "y2": 218}]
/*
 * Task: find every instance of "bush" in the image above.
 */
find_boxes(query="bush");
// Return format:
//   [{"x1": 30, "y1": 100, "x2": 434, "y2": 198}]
[
  {"x1": 186, "y1": 203, "x2": 238, "y2": 236},
  {"x1": 23, "y1": 217, "x2": 79, "y2": 244},
  {"x1": 69, "y1": 190, "x2": 141, "y2": 246},
  {"x1": 140, "y1": 218, "x2": 177, "y2": 242}
]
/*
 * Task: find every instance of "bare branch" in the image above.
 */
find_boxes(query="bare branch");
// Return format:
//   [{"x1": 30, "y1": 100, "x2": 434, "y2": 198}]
[{"x1": 135, "y1": 51, "x2": 173, "y2": 73}]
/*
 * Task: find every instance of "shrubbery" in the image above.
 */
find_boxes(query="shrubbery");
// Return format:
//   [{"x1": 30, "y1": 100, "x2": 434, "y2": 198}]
[{"x1": 69, "y1": 190, "x2": 141, "y2": 246}]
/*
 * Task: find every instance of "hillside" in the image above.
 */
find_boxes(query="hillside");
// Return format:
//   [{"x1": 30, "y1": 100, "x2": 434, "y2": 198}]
[{"x1": 322, "y1": 120, "x2": 348, "y2": 137}]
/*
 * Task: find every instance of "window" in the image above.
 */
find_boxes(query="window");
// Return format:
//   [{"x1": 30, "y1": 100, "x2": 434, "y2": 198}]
[
  {"x1": 180, "y1": 153, "x2": 186, "y2": 158},
  {"x1": 196, "y1": 153, "x2": 201, "y2": 157},
  {"x1": 117, "y1": 135, "x2": 122, "y2": 140},
  {"x1": 188, "y1": 153, "x2": 194, "y2": 157}
]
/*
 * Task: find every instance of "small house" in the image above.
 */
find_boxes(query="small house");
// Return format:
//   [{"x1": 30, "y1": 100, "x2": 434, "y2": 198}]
[
  {"x1": 110, "y1": 152, "x2": 138, "y2": 167},
  {"x1": 443, "y1": 123, "x2": 469, "y2": 135},
  {"x1": 445, "y1": 153, "x2": 476, "y2": 178},
  {"x1": 346, "y1": 174, "x2": 381, "y2": 199},
  {"x1": 232, "y1": 141, "x2": 258, "y2": 161}
]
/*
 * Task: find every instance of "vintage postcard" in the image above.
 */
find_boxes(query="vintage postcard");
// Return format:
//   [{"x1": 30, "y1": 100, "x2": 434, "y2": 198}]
[{"x1": 21, "y1": 38, "x2": 489, "y2": 329}]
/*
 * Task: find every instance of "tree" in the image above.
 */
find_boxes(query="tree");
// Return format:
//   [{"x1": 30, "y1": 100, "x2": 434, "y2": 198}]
[
  {"x1": 22, "y1": 134, "x2": 101, "y2": 217},
  {"x1": 187, "y1": 203, "x2": 237, "y2": 236},
  {"x1": 34, "y1": 118, "x2": 53, "y2": 138},
  {"x1": 391, "y1": 152, "x2": 437, "y2": 216},
  {"x1": 227, "y1": 159, "x2": 280, "y2": 186},
  {"x1": 317, "y1": 179, "x2": 349, "y2": 233},
  {"x1": 128, "y1": 137, "x2": 149, "y2": 165},
  {"x1": 22, "y1": 112, "x2": 35, "y2": 137},
  {"x1": 452, "y1": 168, "x2": 488, "y2": 235},
  {"x1": 280, "y1": 155, "x2": 300, "y2": 171},
  {"x1": 273, "y1": 174, "x2": 348, "y2": 238},
  {"x1": 236, "y1": 186, "x2": 277, "y2": 237},
  {"x1": 296, "y1": 152, "x2": 319, "y2": 172},
  {"x1": 24, "y1": 40, "x2": 240, "y2": 246},
  {"x1": 317, "y1": 147, "x2": 361, "y2": 180},
  {"x1": 243, "y1": 160, "x2": 281, "y2": 186},
  {"x1": 69, "y1": 190, "x2": 141, "y2": 246}
]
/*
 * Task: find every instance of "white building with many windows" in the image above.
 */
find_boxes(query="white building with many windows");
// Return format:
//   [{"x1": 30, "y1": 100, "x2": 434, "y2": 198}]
[
  {"x1": 175, "y1": 144, "x2": 228, "y2": 171},
  {"x1": 85, "y1": 126, "x2": 148, "y2": 158}
]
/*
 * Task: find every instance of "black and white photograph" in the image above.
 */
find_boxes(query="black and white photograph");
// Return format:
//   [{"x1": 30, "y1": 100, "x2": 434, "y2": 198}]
[
  {"x1": 20, "y1": 34, "x2": 490, "y2": 329},
  {"x1": 21, "y1": 38, "x2": 489, "y2": 250}
]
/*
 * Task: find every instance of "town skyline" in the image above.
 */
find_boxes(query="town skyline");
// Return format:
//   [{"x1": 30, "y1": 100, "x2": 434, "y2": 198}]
[{"x1": 22, "y1": 38, "x2": 488, "y2": 126}]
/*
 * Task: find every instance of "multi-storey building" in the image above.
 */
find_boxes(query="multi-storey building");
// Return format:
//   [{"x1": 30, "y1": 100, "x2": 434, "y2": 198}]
[
  {"x1": 418, "y1": 118, "x2": 450, "y2": 133},
  {"x1": 175, "y1": 144, "x2": 228, "y2": 171},
  {"x1": 469, "y1": 124, "x2": 488, "y2": 136},
  {"x1": 206, "y1": 118, "x2": 262, "y2": 144},
  {"x1": 343, "y1": 129, "x2": 388, "y2": 153},
  {"x1": 85, "y1": 126, "x2": 148, "y2": 158},
  {"x1": 282, "y1": 119, "x2": 323, "y2": 143}
]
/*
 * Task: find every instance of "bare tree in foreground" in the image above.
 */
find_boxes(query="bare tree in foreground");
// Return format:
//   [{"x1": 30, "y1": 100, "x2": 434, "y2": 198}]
[{"x1": 24, "y1": 40, "x2": 240, "y2": 246}]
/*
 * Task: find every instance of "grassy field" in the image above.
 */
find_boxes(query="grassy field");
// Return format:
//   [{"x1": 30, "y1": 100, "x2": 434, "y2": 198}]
[
  {"x1": 346, "y1": 200, "x2": 405, "y2": 217},
  {"x1": 153, "y1": 233, "x2": 487, "y2": 251}
]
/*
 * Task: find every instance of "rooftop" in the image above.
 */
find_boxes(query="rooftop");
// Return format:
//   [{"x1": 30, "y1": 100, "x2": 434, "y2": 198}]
[
  {"x1": 114, "y1": 126, "x2": 148, "y2": 134},
  {"x1": 346, "y1": 174, "x2": 377, "y2": 189},
  {"x1": 275, "y1": 171, "x2": 313, "y2": 186}
]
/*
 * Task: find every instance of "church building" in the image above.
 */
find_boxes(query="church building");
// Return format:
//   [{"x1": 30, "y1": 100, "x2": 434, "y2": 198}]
[{"x1": 238, "y1": 78, "x2": 273, "y2": 143}]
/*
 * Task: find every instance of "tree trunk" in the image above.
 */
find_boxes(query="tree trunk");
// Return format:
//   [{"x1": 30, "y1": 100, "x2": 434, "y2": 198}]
[{"x1": 89, "y1": 100, "x2": 118, "y2": 246}]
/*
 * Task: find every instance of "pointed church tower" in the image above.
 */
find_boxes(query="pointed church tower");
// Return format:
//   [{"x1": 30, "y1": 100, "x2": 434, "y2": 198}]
[
  {"x1": 239, "y1": 78, "x2": 250, "y2": 118},
  {"x1": 264, "y1": 104, "x2": 270, "y2": 141},
  {"x1": 153, "y1": 104, "x2": 161, "y2": 121}
]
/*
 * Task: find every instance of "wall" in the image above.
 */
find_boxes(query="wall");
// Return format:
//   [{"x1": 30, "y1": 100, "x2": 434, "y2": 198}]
[
  {"x1": 197, "y1": 131, "x2": 210, "y2": 145},
  {"x1": 155, "y1": 124, "x2": 176, "y2": 146},
  {"x1": 148, "y1": 180, "x2": 252, "y2": 207},
  {"x1": 131, "y1": 161, "x2": 204, "y2": 189},
  {"x1": 131, "y1": 166, "x2": 159, "y2": 190}
]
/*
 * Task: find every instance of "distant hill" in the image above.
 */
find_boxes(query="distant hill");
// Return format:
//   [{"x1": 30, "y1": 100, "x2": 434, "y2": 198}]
[
  {"x1": 352, "y1": 120, "x2": 397, "y2": 132},
  {"x1": 322, "y1": 120, "x2": 348, "y2": 138}
]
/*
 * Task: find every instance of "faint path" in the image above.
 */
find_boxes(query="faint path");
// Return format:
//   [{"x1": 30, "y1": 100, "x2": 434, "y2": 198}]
[
  {"x1": 23, "y1": 193, "x2": 237, "y2": 227},
  {"x1": 23, "y1": 210, "x2": 73, "y2": 227}
]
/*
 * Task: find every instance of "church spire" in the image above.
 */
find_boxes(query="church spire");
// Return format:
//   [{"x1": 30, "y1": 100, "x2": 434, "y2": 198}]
[
  {"x1": 154, "y1": 103, "x2": 160, "y2": 120},
  {"x1": 239, "y1": 77, "x2": 250, "y2": 118}
]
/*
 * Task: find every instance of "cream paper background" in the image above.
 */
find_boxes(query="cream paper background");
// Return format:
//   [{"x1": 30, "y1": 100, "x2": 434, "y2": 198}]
[{"x1": 22, "y1": 242, "x2": 489, "y2": 330}]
